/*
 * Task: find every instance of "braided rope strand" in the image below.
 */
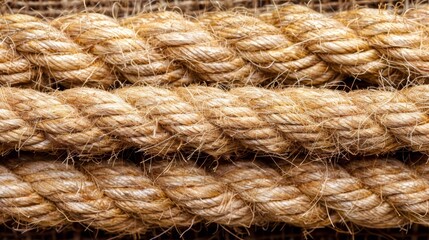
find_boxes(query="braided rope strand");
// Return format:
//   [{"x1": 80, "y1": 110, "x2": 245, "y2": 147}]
[
  {"x1": 198, "y1": 11, "x2": 342, "y2": 86},
  {"x1": 271, "y1": 5, "x2": 429, "y2": 85},
  {"x1": 0, "y1": 14, "x2": 116, "y2": 88},
  {"x1": 0, "y1": 6, "x2": 428, "y2": 87},
  {"x1": 0, "y1": 86, "x2": 426, "y2": 156},
  {"x1": 51, "y1": 13, "x2": 193, "y2": 86},
  {"x1": 1, "y1": 155, "x2": 429, "y2": 233}
]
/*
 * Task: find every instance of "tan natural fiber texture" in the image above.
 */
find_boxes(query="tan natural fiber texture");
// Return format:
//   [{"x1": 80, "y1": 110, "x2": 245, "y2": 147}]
[
  {"x1": 269, "y1": 5, "x2": 429, "y2": 86},
  {"x1": 334, "y1": 8, "x2": 429, "y2": 81},
  {"x1": 0, "y1": 0, "x2": 406, "y2": 18},
  {"x1": 1, "y1": 6, "x2": 429, "y2": 87},
  {"x1": 198, "y1": 11, "x2": 342, "y2": 86},
  {"x1": 405, "y1": 4, "x2": 429, "y2": 25},
  {"x1": 0, "y1": 41, "x2": 36, "y2": 86},
  {"x1": 50, "y1": 13, "x2": 193, "y2": 86},
  {"x1": 0, "y1": 14, "x2": 116, "y2": 88},
  {"x1": 122, "y1": 11, "x2": 268, "y2": 86},
  {"x1": 2, "y1": 155, "x2": 429, "y2": 234},
  {"x1": 0, "y1": 85, "x2": 429, "y2": 157}
]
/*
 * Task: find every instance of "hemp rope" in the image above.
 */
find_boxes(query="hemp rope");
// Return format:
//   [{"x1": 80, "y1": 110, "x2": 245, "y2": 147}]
[
  {"x1": 1, "y1": 155, "x2": 429, "y2": 234},
  {"x1": 405, "y1": 5, "x2": 429, "y2": 26},
  {"x1": 270, "y1": 5, "x2": 429, "y2": 85},
  {"x1": 1, "y1": 6, "x2": 429, "y2": 88},
  {"x1": 0, "y1": 41, "x2": 36, "y2": 86},
  {"x1": 0, "y1": 85, "x2": 429, "y2": 157}
]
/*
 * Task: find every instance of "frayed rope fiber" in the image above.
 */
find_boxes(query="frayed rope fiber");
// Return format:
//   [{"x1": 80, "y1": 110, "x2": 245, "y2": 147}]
[
  {"x1": 1, "y1": 155, "x2": 429, "y2": 234},
  {"x1": 1, "y1": 85, "x2": 429, "y2": 157},
  {"x1": 1, "y1": 5, "x2": 429, "y2": 88}
]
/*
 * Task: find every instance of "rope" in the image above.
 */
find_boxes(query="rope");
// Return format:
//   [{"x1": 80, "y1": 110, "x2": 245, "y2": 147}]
[
  {"x1": 0, "y1": 41, "x2": 36, "y2": 86},
  {"x1": 271, "y1": 5, "x2": 429, "y2": 85},
  {"x1": 0, "y1": 6, "x2": 429, "y2": 88},
  {"x1": 1, "y1": 155, "x2": 428, "y2": 234},
  {"x1": 405, "y1": 5, "x2": 429, "y2": 26},
  {"x1": 0, "y1": 85, "x2": 428, "y2": 157}
]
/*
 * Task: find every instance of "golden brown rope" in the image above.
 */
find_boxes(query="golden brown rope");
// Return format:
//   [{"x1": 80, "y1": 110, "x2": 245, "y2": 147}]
[
  {"x1": 198, "y1": 11, "x2": 343, "y2": 86},
  {"x1": 122, "y1": 11, "x2": 268, "y2": 86},
  {"x1": 405, "y1": 5, "x2": 429, "y2": 26},
  {"x1": 1, "y1": 155, "x2": 429, "y2": 234},
  {"x1": 0, "y1": 14, "x2": 116, "y2": 88},
  {"x1": 334, "y1": 8, "x2": 429, "y2": 81},
  {"x1": 0, "y1": 41, "x2": 36, "y2": 86},
  {"x1": 270, "y1": 5, "x2": 429, "y2": 86},
  {"x1": 1, "y1": 6, "x2": 429, "y2": 88},
  {"x1": 50, "y1": 13, "x2": 193, "y2": 86},
  {"x1": 0, "y1": 85, "x2": 428, "y2": 157}
]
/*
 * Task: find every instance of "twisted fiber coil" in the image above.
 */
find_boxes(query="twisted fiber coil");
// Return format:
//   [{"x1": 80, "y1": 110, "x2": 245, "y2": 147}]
[
  {"x1": 1, "y1": 85, "x2": 429, "y2": 157},
  {"x1": 122, "y1": 10, "x2": 331, "y2": 86},
  {"x1": 1, "y1": 6, "x2": 429, "y2": 88},
  {"x1": 0, "y1": 14, "x2": 186, "y2": 88},
  {"x1": 269, "y1": 5, "x2": 429, "y2": 85},
  {"x1": 0, "y1": 41, "x2": 37, "y2": 87},
  {"x1": 406, "y1": 4, "x2": 429, "y2": 25},
  {"x1": 2, "y1": 155, "x2": 429, "y2": 234},
  {"x1": 197, "y1": 11, "x2": 341, "y2": 86}
]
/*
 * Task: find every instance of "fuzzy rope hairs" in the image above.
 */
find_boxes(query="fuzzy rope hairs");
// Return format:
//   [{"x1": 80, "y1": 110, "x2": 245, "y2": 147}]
[
  {"x1": 270, "y1": 5, "x2": 429, "y2": 86},
  {"x1": 1, "y1": 156, "x2": 429, "y2": 234},
  {"x1": 0, "y1": 85, "x2": 429, "y2": 157},
  {"x1": 1, "y1": 6, "x2": 429, "y2": 88},
  {"x1": 0, "y1": 14, "x2": 193, "y2": 88},
  {"x1": 197, "y1": 11, "x2": 342, "y2": 86}
]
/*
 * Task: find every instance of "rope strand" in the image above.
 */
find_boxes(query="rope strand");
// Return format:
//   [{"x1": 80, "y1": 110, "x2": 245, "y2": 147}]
[
  {"x1": 1, "y1": 155, "x2": 428, "y2": 234},
  {"x1": 199, "y1": 11, "x2": 342, "y2": 86},
  {"x1": 271, "y1": 5, "x2": 410, "y2": 86},
  {"x1": 0, "y1": 85, "x2": 427, "y2": 156},
  {"x1": 122, "y1": 11, "x2": 268, "y2": 86},
  {"x1": 51, "y1": 13, "x2": 193, "y2": 86},
  {"x1": 0, "y1": 6, "x2": 428, "y2": 87},
  {"x1": 0, "y1": 14, "x2": 116, "y2": 88}
]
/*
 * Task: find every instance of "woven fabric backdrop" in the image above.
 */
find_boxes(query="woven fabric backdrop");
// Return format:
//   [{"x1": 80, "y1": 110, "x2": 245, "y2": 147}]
[{"x1": 0, "y1": 0, "x2": 420, "y2": 18}]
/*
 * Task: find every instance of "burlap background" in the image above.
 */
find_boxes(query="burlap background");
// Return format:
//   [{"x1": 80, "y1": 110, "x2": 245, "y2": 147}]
[{"x1": 0, "y1": 0, "x2": 418, "y2": 18}]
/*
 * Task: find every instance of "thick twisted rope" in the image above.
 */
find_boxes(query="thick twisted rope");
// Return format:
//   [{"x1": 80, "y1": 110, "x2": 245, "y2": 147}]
[
  {"x1": 121, "y1": 11, "x2": 268, "y2": 86},
  {"x1": 1, "y1": 6, "x2": 429, "y2": 87},
  {"x1": 0, "y1": 15, "x2": 116, "y2": 88},
  {"x1": 270, "y1": 5, "x2": 429, "y2": 86},
  {"x1": 2, "y1": 155, "x2": 429, "y2": 234},
  {"x1": 50, "y1": 13, "x2": 193, "y2": 87},
  {"x1": 0, "y1": 41, "x2": 36, "y2": 86},
  {"x1": 197, "y1": 11, "x2": 342, "y2": 86},
  {"x1": 0, "y1": 85, "x2": 428, "y2": 157},
  {"x1": 333, "y1": 9, "x2": 429, "y2": 79}
]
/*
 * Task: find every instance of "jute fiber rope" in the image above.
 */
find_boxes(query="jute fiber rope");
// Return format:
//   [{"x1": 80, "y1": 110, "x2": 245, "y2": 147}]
[
  {"x1": 1, "y1": 85, "x2": 429, "y2": 157},
  {"x1": 1, "y1": 5, "x2": 429, "y2": 88},
  {"x1": 405, "y1": 4, "x2": 429, "y2": 25},
  {"x1": 269, "y1": 5, "x2": 429, "y2": 85},
  {"x1": 1, "y1": 155, "x2": 429, "y2": 234}
]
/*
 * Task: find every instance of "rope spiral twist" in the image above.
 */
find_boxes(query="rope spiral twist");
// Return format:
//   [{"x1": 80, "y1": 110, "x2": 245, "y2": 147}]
[
  {"x1": 0, "y1": 6, "x2": 428, "y2": 87},
  {"x1": 1, "y1": 155, "x2": 429, "y2": 234},
  {"x1": 0, "y1": 85, "x2": 427, "y2": 157}
]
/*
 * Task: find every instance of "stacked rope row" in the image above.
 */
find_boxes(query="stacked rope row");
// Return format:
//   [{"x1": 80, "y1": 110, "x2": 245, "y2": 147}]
[
  {"x1": 1, "y1": 155, "x2": 429, "y2": 234},
  {"x1": 0, "y1": 6, "x2": 429, "y2": 88},
  {"x1": 0, "y1": 85, "x2": 428, "y2": 157},
  {"x1": 1, "y1": 4, "x2": 429, "y2": 237}
]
